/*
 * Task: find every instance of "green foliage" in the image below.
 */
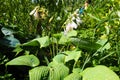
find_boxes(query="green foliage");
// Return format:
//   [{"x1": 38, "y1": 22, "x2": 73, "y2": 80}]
[
  {"x1": 0, "y1": 0, "x2": 120, "y2": 79},
  {"x1": 29, "y1": 66, "x2": 49, "y2": 80},
  {"x1": 0, "y1": 27, "x2": 20, "y2": 47},
  {"x1": 52, "y1": 51, "x2": 81, "y2": 64},
  {"x1": 48, "y1": 63, "x2": 69, "y2": 80},
  {"x1": 97, "y1": 39, "x2": 111, "y2": 52},
  {"x1": 70, "y1": 38, "x2": 101, "y2": 51},
  {"x1": 58, "y1": 30, "x2": 77, "y2": 44},
  {"x1": 64, "y1": 72, "x2": 81, "y2": 80},
  {"x1": 82, "y1": 65, "x2": 120, "y2": 80},
  {"x1": 22, "y1": 36, "x2": 50, "y2": 48},
  {"x1": 6, "y1": 55, "x2": 40, "y2": 67},
  {"x1": 53, "y1": 54, "x2": 66, "y2": 63},
  {"x1": 29, "y1": 62, "x2": 69, "y2": 80},
  {"x1": 65, "y1": 51, "x2": 81, "y2": 62}
]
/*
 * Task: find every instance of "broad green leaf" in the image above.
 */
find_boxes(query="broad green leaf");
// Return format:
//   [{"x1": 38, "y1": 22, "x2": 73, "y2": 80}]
[
  {"x1": 58, "y1": 30, "x2": 77, "y2": 44},
  {"x1": 97, "y1": 39, "x2": 111, "y2": 52},
  {"x1": 82, "y1": 65, "x2": 120, "y2": 80},
  {"x1": 64, "y1": 72, "x2": 81, "y2": 80},
  {"x1": 22, "y1": 40, "x2": 39, "y2": 46},
  {"x1": 29, "y1": 66, "x2": 49, "y2": 80},
  {"x1": 70, "y1": 38, "x2": 101, "y2": 51},
  {"x1": 35, "y1": 36, "x2": 50, "y2": 48},
  {"x1": 6, "y1": 55, "x2": 40, "y2": 67},
  {"x1": 65, "y1": 51, "x2": 81, "y2": 62},
  {"x1": 72, "y1": 68, "x2": 81, "y2": 73},
  {"x1": 22, "y1": 36, "x2": 50, "y2": 48},
  {"x1": 48, "y1": 63, "x2": 69, "y2": 80},
  {"x1": 53, "y1": 54, "x2": 66, "y2": 63},
  {"x1": 58, "y1": 35, "x2": 70, "y2": 44},
  {"x1": 66, "y1": 30, "x2": 77, "y2": 37}
]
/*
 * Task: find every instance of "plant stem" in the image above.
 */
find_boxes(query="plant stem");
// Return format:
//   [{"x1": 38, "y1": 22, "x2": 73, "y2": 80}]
[{"x1": 44, "y1": 56, "x2": 49, "y2": 65}]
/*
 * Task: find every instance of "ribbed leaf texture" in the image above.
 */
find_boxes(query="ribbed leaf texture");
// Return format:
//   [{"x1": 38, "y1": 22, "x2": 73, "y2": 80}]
[
  {"x1": 29, "y1": 66, "x2": 49, "y2": 80},
  {"x1": 48, "y1": 63, "x2": 69, "y2": 80}
]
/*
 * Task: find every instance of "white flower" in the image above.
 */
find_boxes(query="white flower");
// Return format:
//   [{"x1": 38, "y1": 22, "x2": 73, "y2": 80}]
[
  {"x1": 30, "y1": 8, "x2": 36, "y2": 15},
  {"x1": 30, "y1": 6, "x2": 40, "y2": 20},
  {"x1": 76, "y1": 17, "x2": 82, "y2": 25},
  {"x1": 64, "y1": 21, "x2": 78, "y2": 35}
]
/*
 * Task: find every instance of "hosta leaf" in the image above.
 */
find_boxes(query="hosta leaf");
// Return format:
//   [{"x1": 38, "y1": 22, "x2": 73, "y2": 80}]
[
  {"x1": 48, "y1": 63, "x2": 69, "y2": 80},
  {"x1": 70, "y1": 38, "x2": 101, "y2": 51},
  {"x1": 58, "y1": 35, "x2": 70, "y2": 44},
  {"x1": 82, "y1": 65, "x2": 120, "y2": 80},
  {"x1": 72, "y1": 68, "x2": 81, "y2": 73},
  {"x1": 1, "y1": 27, "x2": 14, "y2": 36},
  {"x1": 22, "y1": 36, "x2": 50, "y2": 48},
  {"x1": 22, "y1": 39, "x2": 39, "y2": 46},
  {"x1": 53, "y1": 54, "x2": 66, "y2": 63},
  {"x1": 35, "y1": 36, "x2": 50, "y2": 48},
  {"x1": 97, "y1": 39, "x2": 111, "y2": 52},
  {"x1": 29, "y1": 66, "x2": 49, "y2": 80},
  {"x1": 6, "y1": 55, "x2": 40, "y2": 67},
  {"x1": 58, "y1": 30, "x2": 77, "y2": 44},
  {"x1": 0, "y1": 35, "x2": 20, "y2": 47},
  {"x1": 65, "y1": 51, "x2": 81, "y2": 62},
  {"x1": 66, "y1": 30, "x2": 77, "y2": 37},
  {"x1": 64, "y1": 72, "x2": 81, "y2": 80}
]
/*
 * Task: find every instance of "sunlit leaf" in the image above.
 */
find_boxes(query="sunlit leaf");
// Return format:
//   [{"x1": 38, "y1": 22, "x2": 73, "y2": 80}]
[
  {"x1": 35, "y1": 36, "x2": 50, "y2": 48},
  {"x1": 53, "y1": 54, "x2": 66, "y2": 63},
  {"x1": 48, "y1": 62, "x2": 69, "y2": 80},
  {"x1": 29, "y1": 66, "x2": 49, "y2": 80},
  {"x1": 82, "y1": 65, "x2": 120, "y2": 80},
  {"x1": 58, "y1": 30, "x2": 77, "y2": 44},
  {"x1": 97, "y1": 39, "x2": 111, "y2": 52},
  {"x1": 6, "y1": 55, "x2": 40, "y2": 67},
  {"x1": 64, "y1": 72, "x2": 81, "y2": 80},
  {"x1": 22, "y1": 36, "x2": 50, "y2": 48},
  {"x1": 66, "y1": 30, "x2": 77, "y2": 37},
  {"x1": 58, "y1": 35, "x2": 70, "y2": 44},
  {"x1": 22, "y1": 39, "x2": 39, "y2": 46},
  {"x1": 65, "y1": 51, "x2": 81, "y2": 62}
]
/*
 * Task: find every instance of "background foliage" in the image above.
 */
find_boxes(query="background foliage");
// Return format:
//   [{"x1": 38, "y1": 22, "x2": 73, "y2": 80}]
[{"x1": 0, "y1": 0, "x2": 120, "y2": 80}]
